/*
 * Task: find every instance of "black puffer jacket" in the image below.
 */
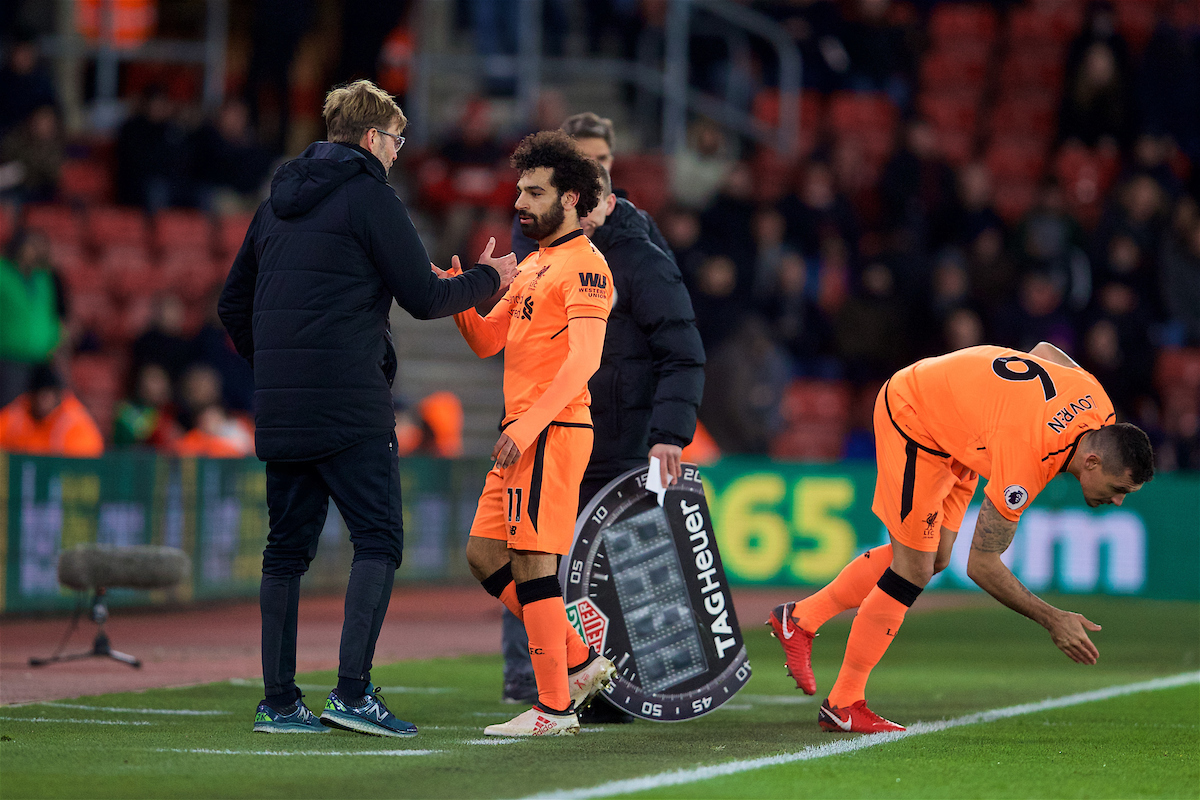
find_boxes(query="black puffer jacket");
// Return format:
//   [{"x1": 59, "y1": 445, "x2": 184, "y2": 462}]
[
  {"x1": 586, "y1": 198, "x2": 706, "y2": 476},
  {"x1": 219, "y1": 141, "x2": 500, "y2": 462}
]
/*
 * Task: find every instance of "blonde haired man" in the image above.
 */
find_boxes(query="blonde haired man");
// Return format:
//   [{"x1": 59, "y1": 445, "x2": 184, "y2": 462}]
[{"x1": 221, "y1": 80, "x2": 518, "y2": 737}]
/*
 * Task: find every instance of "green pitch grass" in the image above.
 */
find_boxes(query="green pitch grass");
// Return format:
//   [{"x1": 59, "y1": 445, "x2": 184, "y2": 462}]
[{"x1": 2, "y1": 596, "x2": 1197, "y2": 800}]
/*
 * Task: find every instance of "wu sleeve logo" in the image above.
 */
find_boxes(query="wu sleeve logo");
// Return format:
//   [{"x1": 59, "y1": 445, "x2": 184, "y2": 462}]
[
  {"x1": 578, "y1": 272, "x2": 607, "y2": 288},
  {"x1": 1003, "y1": 484, "x2": 1029, "y2": 510}
]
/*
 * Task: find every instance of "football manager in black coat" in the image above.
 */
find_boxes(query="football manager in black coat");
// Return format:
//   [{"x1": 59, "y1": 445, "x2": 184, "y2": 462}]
[
  {"x1": 503, "y1": 167, "x2": 707, "y2": 722},
  {"x1": 219, "y1": 80, "x2": 518, "y2": 737}
]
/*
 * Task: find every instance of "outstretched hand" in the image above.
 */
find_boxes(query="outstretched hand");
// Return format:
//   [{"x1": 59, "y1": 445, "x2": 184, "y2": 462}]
[
  {"x1": 1046, "y1": 610, "x2": 1101, "y2": 664},
  {"x1": 475, "y1": 237, "x2": 519, "y2": 292}
]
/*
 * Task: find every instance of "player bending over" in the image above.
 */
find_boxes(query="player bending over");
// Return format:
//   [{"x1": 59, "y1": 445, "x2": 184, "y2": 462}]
[
  {"x1": 443, "y1": 131, "x2": 617, "y2": 737},
  {"x1": 768, "y1": 342, "x2": 1154, "y2": 733}
]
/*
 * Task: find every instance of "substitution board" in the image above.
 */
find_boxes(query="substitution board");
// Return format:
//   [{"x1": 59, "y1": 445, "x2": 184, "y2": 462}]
[{"x1": 560, "y1": 463, "x2": 751, "y2": 721}]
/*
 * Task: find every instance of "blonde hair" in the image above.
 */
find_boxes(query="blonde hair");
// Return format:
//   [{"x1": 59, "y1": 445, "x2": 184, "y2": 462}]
[{"x1": 322, "y1": 79, "x2": 406, "y2": 144}]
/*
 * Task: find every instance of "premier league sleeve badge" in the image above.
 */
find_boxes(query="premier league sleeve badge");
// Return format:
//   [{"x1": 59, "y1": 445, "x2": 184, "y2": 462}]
[{"x1": 560, "y1": 463, "x2": 751, "y2": 721}]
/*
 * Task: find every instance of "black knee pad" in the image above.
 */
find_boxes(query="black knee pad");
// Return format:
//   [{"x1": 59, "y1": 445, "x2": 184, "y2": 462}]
[
  {"x1": 877, "y1": 567, "x2": 923, "y2": 607},
  {"x1": 516, "y1": 575, "x2": 562, "y2": 606},
  {"x1": 481, "y1": 563, "x2": 514, "y2": 598}
]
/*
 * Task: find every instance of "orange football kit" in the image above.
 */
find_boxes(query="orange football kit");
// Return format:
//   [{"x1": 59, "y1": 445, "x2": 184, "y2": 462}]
[{"x1": 874, "y1": 344, "x2": 1116, "y2": 551}]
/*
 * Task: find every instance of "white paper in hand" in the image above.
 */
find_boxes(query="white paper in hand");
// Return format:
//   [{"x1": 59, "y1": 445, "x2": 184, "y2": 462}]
[{"x1": 646, "y1": 456, "x2": 669, "y2": 507}]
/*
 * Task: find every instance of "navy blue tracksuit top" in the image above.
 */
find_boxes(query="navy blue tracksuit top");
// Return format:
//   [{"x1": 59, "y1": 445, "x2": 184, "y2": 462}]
[{"x1": 219, "y1": 141, "x2": 500, "y2": 462}]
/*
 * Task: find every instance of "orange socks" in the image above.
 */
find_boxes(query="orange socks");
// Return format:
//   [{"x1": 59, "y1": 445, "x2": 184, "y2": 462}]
[
  {"x1": 793, "y1": 544, "x2": 893, "y2": 633},
  {"x1": 521, "y1": 597, "x2": 571, "y2": 711},
  {"x1": 498, "y1": 582, "x2": 590, "y2": 668},
  {"x1": 827, "y1": 567, "x2": 922, "y2": 708}
]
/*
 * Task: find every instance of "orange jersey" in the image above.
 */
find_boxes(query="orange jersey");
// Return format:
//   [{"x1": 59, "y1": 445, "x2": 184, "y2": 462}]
[
  {"x1": 461, "y1": 230, "x2": 613, "y2": 431},
  {"x1": 888, "y1": 345, "x2": 1115, "y2": 520},
  {"x1": 0, "y1": 392, "x2": 104, "y2": 457}
]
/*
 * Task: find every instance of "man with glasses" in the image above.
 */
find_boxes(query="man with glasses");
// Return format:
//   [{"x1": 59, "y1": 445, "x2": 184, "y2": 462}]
[{"x1": 220, "y1": 79, "x2": 519, "y2": 737}]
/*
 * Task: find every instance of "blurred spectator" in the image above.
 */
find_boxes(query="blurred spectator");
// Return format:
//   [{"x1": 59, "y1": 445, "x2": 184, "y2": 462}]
[
  {"x1": 0, "y1": 228, "x2": 67, "y2": 406},
  {"x1": 659, "y1": 204, "x2": 706, "y2": 285},
  {"x1": 669, "y1": 118, "x2": 736, "y2": 211},
  {"x1": 469, "y1": 0, "x2": 569, "y2": 94},
  {"x1": 680, "y1": 418, "x2": 721, "y2": 465},
  {"x1": 834, "y1": 261, "x2": 909, "y2": 381},
  {"x1": 1122, "y1": 134, "x2": 1187, "y2": 200},
  {"x1": 112, "y1": 363, "x2": 181, "y2": 448},
  {"x1": 188, "y1": 98, "x2": 274, "y2": 213},
  {"x1": 1010, "y1": 179, "x2": 1092, "y2": 313},
  {"x1": 172, "y1": 403, "x2": 254, "y2": 458},
  {"x1": 115, "y1": 87, "x2": 187, "y2": 211},
  {"x1": 1136, "y1": 0, "x2": 1200, "y2": 161},
  {"x1": 700, "y1": 316, "x2": 789, "y2": 454},
  {"x1": 177, "y1": 363, "x2": 225, "y2": 431},
  {"x1": 0, "y1": 364, "x2": 103, "y2": 457},
  {"x1": 190, "y1": 293, "x2": 255, "y2": 413},
  {"x1": 879, "y1": 118, "x2": 959, "y2": 251},
  {"x1": 698, "y1": 162, "x2": 757, "y2": 288},
  {"x1": 992, "y1": 271, "x2": 1076, "y2": 354},
  {"x1": 582, "y1": 0, "x2": 642, "y2": 59},
  {"x1": 921, "y1": 248, "x2": 979, "y2": 354},
  {"x1": 942, "y1": 307, "x2": 986, "y2": 353},
  {"x1": 777, "y1": 159, "x2": 859, "y2": 259},
  {"x1": 243, "y1": 0, "x2": 313, "y2": 153},
  {"x1": 839, "y1": 0, "x2": 915, "y2": 106},
  {"x1": 955, "y1": 161, "x2": 1004, "y2": 247},
  {"x1": 755, "y1": 0, "x2": 850, "y2": 92},
  {"x1": 1058, "y1": 41, "x2": 1135, "y2": 150},
  {"x1": 758, "y1": 250, "x2": 835, "y2": 376},
  {"x1": 0, "y1": 28, "x2": 57, "y2": 136},
  {"x1": 690, "y1": 254, "x2": 745, "y2": 351},
  {"x1": 1160, "y1": 200, "x2": 1200, "y2": 346},
  {"x1": 131, "y1": 294, "x2": 192, "y2": 385},
  {"x1": 965, "y1": 224, "x2": 1015, "y2": 313},
  {"x1": 1095, "y1": 173, "x2": 1169, "y2": 270},
  {"x1": 418, "y1": 390, "x2": 464, "y2": 458},
  {"x1": 1065, "y1": 1, "x2": 1133, "y2": 97},
  {"x1": 0, "y1": 105, "x2": 64, "y2": 203},
  {"x1": 1081, "y1": 280, "x2": 1155, "y2": 419},
  {"x1": 750, "y1": 207, "x2": 788, "y2": 299}
]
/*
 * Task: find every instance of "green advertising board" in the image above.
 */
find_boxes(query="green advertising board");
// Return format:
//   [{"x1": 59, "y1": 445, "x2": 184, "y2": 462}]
[{"x1": 2, "y1": 452, "x2": 1197, "y2": 613}]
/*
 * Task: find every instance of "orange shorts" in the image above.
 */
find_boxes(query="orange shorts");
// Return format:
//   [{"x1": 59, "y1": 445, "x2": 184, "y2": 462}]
[
  {"x1": 871, "y1": 380, "x2": 978, "y2": 552},
  {"x1": 469, "y1": 423, "x2": 593, "y2": 555}
]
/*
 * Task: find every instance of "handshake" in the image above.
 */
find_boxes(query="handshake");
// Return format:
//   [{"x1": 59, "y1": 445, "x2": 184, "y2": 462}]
[{"x1": 431, "y1": 237, "x2": 520, "y2": 295}]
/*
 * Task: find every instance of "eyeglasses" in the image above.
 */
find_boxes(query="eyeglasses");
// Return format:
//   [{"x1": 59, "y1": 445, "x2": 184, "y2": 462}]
[{"x1": 372, "y1": 128, "x2": 405, "y2": 152}]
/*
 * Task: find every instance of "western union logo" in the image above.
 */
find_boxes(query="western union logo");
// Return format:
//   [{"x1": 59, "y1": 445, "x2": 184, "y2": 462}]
[{"x1": 579, "y1": 272, "x2": 607, "y2": 289}]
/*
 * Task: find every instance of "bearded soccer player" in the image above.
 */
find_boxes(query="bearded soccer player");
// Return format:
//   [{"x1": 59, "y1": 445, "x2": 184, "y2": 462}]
[
  {"x1": 768, "y1": 342, "x2": 1154, "y2": 733},
  {"x1": 440, "y1": 131, "x2": 617, "y2": 737}
]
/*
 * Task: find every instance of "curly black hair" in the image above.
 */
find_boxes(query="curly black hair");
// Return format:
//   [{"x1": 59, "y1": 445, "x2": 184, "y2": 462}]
[{"x1": 510, "y1": 130, "x2": 603, "y2": 217}]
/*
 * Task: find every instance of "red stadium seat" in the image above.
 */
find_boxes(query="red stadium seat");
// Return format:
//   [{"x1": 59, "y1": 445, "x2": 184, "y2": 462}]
[
  {"x1": 780, "y1": 379, "x2": 852, "y2": 424},
  {"x1": 1156, "y1": 349, "x2": 1200, "y2": 393},
  {"x1": 71, "y1": 354, "x2": 122, "y2": 398},
  {"x1": 153, "y1": 209, "x2": 212, "y2": 255},
  {"x1": 751, "y1": 90, "x2": 825, "y2": 156},
  {"x1": 1008, "y1": 5, "x2": 1080, "y2": 45},
  {"x1": 1053, "y1": 143, "x2": 1120, "y2": 228},
  {"x1": 985, "y1": 137, "x2": 1048, "y2": 183},
  {"x1": 919, "y1": 92, "x2": 979, "y2": 135},
  {"x1": 828, "y1": 93, "x2": 898, "y2": 136},
  {"x1": 610, "y1": 154, "x2": 669, "y2": 217},
  {"x1": 929, "y1": 4, "x2": 998, "y2": 47},
  {"x1": 58, "y1": 160, "x2": 112, "y2": 205},
  {"x1": 936, "y1": 128, "x2": 976, "y2": 167},
  {"x1": 216, "y1": 212, "x2": 255, "y2": 257},
  {"x1": 920, "y1": 48, "x2": 990, "y2": 94},
  {"x1": 769, "y1": 421, "x2": 847, "y2": 462},
  {"x1": 1115, "y1": 1, "x2": 1156, "y2": 53},
  {"x1": 23, "y1": 204, "x2": 84, "y2": 245},
  {"x1": 88, "y1": 206, "x2": 149, "y2": 250},
  {"x1": 0, "y1": 202, "x2": 13, "y2": 249},
  {"x1": 999, "y1": 47, "x2": 1066, "y2": 92},
  {"x1": 992, "y1": 180, "x2": 1039, "y2": 223}
]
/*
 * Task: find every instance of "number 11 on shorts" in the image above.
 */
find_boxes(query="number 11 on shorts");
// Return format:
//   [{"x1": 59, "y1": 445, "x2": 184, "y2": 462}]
[{"x1": 506, "y1": 487, "x2": 523, "y2": 523}]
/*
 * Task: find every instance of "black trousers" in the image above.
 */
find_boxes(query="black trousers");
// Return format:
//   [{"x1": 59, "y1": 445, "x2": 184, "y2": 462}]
[{"x1": 260, "y1": 432, "x2": 403, "y2": 701}]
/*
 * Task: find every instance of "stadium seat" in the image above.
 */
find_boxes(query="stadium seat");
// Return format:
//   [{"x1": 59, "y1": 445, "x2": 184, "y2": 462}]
[
  {"x1": 215, "y1": 212, "x2": 255, "y2": 257},
  {"x1": 929, "y1": 4, "x2": 998, "y2": 47},
  {"x1": 935, "y1": 128, "x2": 975, "y2": 167},
  {"x1": 0, "y1": 202, "x2": 12, "y2": 248},
  {"x1": 1008, "y1": 5, "x2": 1080, "y2": 45},
  {"x1": 769, "y1": 421, "x2": 847, "y2": 462},
  {"x1": 919, "y1": 92, "x2": 979, "y2": 136},
  {"x1": 1155, "y1": 349, "x2": 1200, "y2": 393},
  {"x1": 58, "y1": 160, "x2": 112, "y2": 205},
  {"x1": 751, "y1": 89, "x2": 824, "y2": 156},
  {"x1": 999, "y1": 47, "x2": 1065, "y2": 92},
  {"x1": 88, "y1": 206, "x2": 149, "y2": 251},
  {"x1": 989, "y1": 97, "x2": 1057, "y2": 140},
  {"x1": 1115, "y1": 1, "x2": 1156, "y2": 53},
  {"x1": 71, "y1": 354, "x2": 122, "y2": 398},
  {"x1": 1053, "y1": 143, "x2": 1120, "y2": 228},
  {"x1": 985, "y1": 137, "x2": 1048, "y2": 183},
  {"x1": 828, "y1": 93, "x2": 898, "y2": 136},
  {"x1": 153, "y1": 209, "x2": 212, "y2": 255},
  {"x1": 610, "y1": 154, "x2": 669, "y2": 217},
  {"x1": 920, "y1": 48, "x2": 990, "y2": 94},
  {"x1": 780, "y1": 379, "x2": 853, "y2": 424},
  {"x1": 23, "y1": 204, "x2": 84, "y2": 245},
  {"x1": 991, "y1": 180, "x2": 1039, "y2": 223}
]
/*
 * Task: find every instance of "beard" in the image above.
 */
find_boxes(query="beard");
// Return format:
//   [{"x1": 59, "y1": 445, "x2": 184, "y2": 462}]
[{"x1": 519, "y1": 201, "x2": 566, "y2": 241}]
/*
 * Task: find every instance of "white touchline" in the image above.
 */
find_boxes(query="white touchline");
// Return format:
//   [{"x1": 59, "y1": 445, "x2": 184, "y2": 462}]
[
  {"x1": 154, "y1": 748, "x2": 440, "y2": 757},
  {"x1": 514, "y1": 672, "x2": 1200, "y2": 800},
  {"x1": 42, "y1": 703, "x2": 231, "y2": 716},
  {"x1": 0, "y1": 717, "x2": 153, "y2": 726}
]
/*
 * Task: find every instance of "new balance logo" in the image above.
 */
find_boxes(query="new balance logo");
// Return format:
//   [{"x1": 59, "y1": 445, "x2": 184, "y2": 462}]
[{"x1": 578, "y1": 272, "x2": 607, "y2": 289}]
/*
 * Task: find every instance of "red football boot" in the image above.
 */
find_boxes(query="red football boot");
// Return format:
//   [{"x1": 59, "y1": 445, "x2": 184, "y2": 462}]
[
  {"x1": 818, "y1": 699, "x2": 906, "y2": 733},
  {"x1": 766, "y1": 602, "x2": 816, "y2": 695}
]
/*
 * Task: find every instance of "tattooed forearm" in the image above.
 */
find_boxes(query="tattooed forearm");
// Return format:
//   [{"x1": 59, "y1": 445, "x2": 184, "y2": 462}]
[{"x1": 970, "y1": 497, "x2": 1017, "y2": 553}]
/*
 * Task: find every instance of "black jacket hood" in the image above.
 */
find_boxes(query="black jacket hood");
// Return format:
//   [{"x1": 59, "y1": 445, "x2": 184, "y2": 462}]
[
  {"x1": 270, "y1": 142, "x2": 385, "y2": 219},
  {"x1": 591, "y1": 197, "x2": 654, "y2": 252}
]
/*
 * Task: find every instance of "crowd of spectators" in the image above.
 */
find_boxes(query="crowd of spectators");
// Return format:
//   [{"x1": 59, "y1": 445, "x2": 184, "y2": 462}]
[{"x1": 0, "y1": 0, "x2": 1197, "y2": 471}]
